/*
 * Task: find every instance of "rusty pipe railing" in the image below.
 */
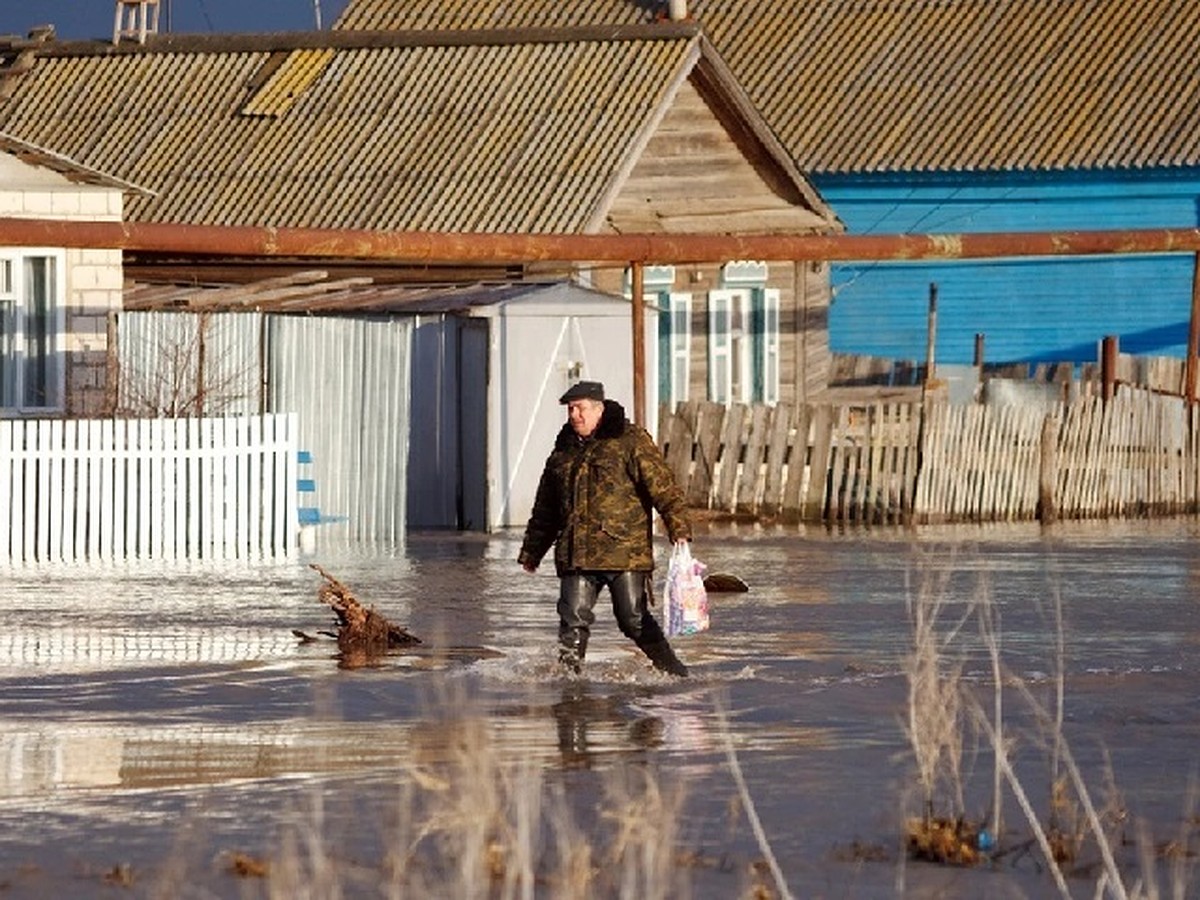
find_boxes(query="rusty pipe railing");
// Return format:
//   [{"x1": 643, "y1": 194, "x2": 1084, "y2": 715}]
[{"x1": 3, "y1": 218, "x2": 1200, "y2": 263}]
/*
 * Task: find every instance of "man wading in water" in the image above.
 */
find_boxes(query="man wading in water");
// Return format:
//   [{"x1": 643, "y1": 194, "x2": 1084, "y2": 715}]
[{"x1": 519, "y1": 380, "x2": 692, "y2": 677}]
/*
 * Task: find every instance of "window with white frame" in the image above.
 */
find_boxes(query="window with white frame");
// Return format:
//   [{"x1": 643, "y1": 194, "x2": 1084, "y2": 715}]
[
  {"x1": 657, "y1": 291, "x2": 691, "y2": 410},
  {"x1": 707, "y1": 261, "x2": 779, "y2": 405},
  {"x1": 707, "y1": 290, "x2": 733, "y2": 403},
  {"x1": 0, "y1": 249, "x2": 65, "y2": 414},
  {"x1": 759, "y1": 288, "x2": 781, "y2": 405}
]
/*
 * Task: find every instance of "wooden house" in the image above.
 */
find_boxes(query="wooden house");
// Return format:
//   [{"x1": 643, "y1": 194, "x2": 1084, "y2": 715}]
[
  {"x1": 336, "y1": 0, "x2": 1200, "y2": 372},
  {"x1": 0, "y1": 131, "x2": 145, "y2": 417}
]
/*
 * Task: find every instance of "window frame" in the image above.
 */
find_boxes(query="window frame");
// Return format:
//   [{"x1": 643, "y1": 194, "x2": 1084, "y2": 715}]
[
  {"x1": 707, "y1": 289, "x2": 733, "y2": 403},
  {"x1": 708, "y1": 283, "x2": 780, "y2": 406},
  {"x1": 658, "y1": 291, "x2": 692, "y2": 411},
  {"x1": 0, "y1": 248, "x2": 66, "y2": 416}
]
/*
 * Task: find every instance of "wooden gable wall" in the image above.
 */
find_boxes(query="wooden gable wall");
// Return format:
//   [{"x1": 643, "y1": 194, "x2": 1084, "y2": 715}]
[
  {"x1": 602, "y1": 81, "x2": 826, "y2": 235},
  {"x1": 590, "y1": 79, "x2": 833, "y2": 406}
]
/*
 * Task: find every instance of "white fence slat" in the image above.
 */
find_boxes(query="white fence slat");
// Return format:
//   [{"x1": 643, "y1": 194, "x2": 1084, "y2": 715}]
[
  {"x1": 0, "y1": 421, "x2": 12, "y2": 560},
  {"x1": 135, "y1": 419, "x2": 151, "y2": 558},
  {"x1": 71, "y1": 421, "x2": 87, "y2": 557},
  {"x1": 199, "y1": 417, "x2": 215, "y2": 559},
  {"x1": 0, "y1": 413, "x2": 296, "y2": 563},
  {"x1": 115, "y1": 419, "x2": 129, "y2": 559},
  {"x1": 171, "y1": 418, "x2": 186, "y2": 560},
  {"x1": 278, "y1": 413, "x2": 297, "y2": 557},
  {"x1": 86, "y1": 420, "x2": 103, "y2": 560},
  {"x1": 34, "y1": 421, "x2": 49, "y2": 561},
  {"x1": 221, "y1": 417, "x2": 236, "y2": 558},
  {"x1": 235, "y1": 416, "x2": 249, "y2": 558},
  {"x1": 16, "y1": 420, "x2": 28, "y2": 561},
  {"x1": 246, "y1": 415, "x2": 262, "y2": 559},
  {"x1": 48, "y1": 419, "x2": 66, "y2": 562},
  {"x1": 158, "y1": 418, "x2": 175, "y2": 560},
  {"x1": 149, "y1": 418, "x2": 164, "y2": 559},
  {"x1": 187, "y1": 417, "x2": 201, "y2": 558}
]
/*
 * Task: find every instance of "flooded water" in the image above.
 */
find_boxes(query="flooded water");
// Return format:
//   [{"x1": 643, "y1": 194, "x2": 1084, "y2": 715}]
[{"x1": 2, "y1": 518, "x2": 1199, "y2": 898}]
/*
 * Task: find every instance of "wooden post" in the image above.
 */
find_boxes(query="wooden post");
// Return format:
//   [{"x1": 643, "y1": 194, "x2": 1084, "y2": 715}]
[
  {"x1": 105, "y1": 309, "x2": 120, "y2": 416},
  {"x1": 1037, "y1": 413, "x2": 1059, "y2": 524},
  {"x1": 923, "y1": 283, "x2": 938, "y2": 391},
  {"x1": 1186, "y1": 253, "x2": 1200, "y2": 403},
  {"x1": 1100, "y1": 334, "x2": 1118, "y2": 402},
  {"x1": 631, "y1": 261, "x2": 645, "y2": 426},
  {"x1": 196, "y1": 310, "x2": 209, "y2": 416}
]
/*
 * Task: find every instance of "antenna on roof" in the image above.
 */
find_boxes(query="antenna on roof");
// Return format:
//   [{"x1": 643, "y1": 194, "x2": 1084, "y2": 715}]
[{"x1": 113, "y1": 0, "x2": 161, "y2": 45}]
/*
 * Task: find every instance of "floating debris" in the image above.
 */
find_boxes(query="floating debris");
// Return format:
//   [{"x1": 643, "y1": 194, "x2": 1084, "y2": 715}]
[
  {"x1": 308, "y1": 563, "x2": 421, "y2": 664},
  {"x1": 228, "y1": 852, "x2": 269, "y2": 878},
  {"x1": 702, "y1": 572, "x2": 749, "y2": 593}
]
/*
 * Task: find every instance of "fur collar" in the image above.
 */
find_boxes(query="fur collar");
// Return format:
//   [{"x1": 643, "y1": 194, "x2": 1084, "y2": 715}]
[{"x1": 554, "y1": 399, "x2": 627, "y2": 451}]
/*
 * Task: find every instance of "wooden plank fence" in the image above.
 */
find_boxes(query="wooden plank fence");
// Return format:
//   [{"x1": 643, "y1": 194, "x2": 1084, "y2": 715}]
[
  {"x1": 659, "y1": 386, "x2": 1200, "y2": 524},
  {"x1": 0, "y1": 413, "x2": 297, "y2": 563}
]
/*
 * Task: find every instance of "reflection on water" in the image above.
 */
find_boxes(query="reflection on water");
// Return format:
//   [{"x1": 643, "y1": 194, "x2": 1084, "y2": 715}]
[{"x1": 2, "y1": 519, "x2": 1200, "y2": 896}]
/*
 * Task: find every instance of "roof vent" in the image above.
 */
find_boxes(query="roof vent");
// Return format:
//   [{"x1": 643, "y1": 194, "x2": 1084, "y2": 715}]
[
  {"x1": 667, "y1": 0, "x2": 688, "y2": 21},
  {"x1": 113, "y1": 0, "x2": 160, "y2": 45}
]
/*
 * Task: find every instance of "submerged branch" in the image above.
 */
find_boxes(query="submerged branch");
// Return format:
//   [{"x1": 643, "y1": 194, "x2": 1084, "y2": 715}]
[{"x1": 309, "y1": 563, "x2": 421, "y2": 661}]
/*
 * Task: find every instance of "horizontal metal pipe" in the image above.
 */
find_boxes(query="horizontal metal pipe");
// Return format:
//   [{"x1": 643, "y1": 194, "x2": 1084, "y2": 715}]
[{"x1": 3, "y1": 217, "x2": 1200, "y2": 263}]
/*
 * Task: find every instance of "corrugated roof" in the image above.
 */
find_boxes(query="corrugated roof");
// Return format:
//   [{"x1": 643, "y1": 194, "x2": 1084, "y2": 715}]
[
  {"x1": 0, "y1": 130, "x2": 153, "y2": 193},
  {"x1": 335, "y1": 0, "x2": 1200, "y2": 174},
  {"x1": 123, "y1": 272, "x2": 619, "y2": 313},
  {"x1": 0, "y1": 27, "x2": 831, "y2": 231}
]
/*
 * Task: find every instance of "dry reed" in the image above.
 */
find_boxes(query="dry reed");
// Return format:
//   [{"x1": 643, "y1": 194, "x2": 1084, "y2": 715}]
[
  {"x1": 905, "y1": 550, "x2": 1198, "y2": 899},
  {"x1": 179, "y1": 675, "x2": 695, "y2": 899}
]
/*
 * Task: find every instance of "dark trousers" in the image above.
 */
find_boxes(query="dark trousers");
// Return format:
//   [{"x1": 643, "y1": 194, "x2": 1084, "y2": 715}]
[{"x1": 557, "y1": 570, "x2": 667, "y2": 651}]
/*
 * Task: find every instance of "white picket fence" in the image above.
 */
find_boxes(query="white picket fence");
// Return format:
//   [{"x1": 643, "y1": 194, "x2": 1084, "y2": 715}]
[{"x1": 0, "y1": 414, "x2": 298, "y2": 563}]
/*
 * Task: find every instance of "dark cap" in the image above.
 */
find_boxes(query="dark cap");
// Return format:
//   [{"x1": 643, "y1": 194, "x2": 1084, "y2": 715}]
[{"x1": 559, "y1": 380, "x2": 605, "y2": 404}]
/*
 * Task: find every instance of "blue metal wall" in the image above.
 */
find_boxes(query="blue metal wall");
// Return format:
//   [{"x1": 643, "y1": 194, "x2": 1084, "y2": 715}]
[{"x1": 813, "y1": 169, "x2": 1200, "y2": 366}]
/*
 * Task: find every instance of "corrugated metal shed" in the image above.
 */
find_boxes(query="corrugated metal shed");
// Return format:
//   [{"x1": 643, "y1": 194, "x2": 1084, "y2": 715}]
[
  {"x1": 0, "y1": 26, "x2": 830, "y2": 232},
  {"x1": 335, "y1": 0, "x2": 1200, "y2": 175},
  {"x1": 118, "y1": 276, "x2": 642, "y2": 532}
]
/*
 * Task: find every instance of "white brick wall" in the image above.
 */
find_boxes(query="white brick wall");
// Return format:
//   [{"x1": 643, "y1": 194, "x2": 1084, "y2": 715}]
[{"x1": 1, "y1": 156, "x2": 127, "y2": 416}]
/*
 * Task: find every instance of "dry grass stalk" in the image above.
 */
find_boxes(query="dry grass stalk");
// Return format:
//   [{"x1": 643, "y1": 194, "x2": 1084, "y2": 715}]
[
  {"x1": 602, "y1": 767, "x2": 684, "y2": 900},
  {"x1": 387, "y1": 679, "x2": 690, "y2": 898},
  {"x1": 712, "y1": 694, "x2": 794, "y2": 900},
  {"x1": 976, "y1": 577, "x2": 1005, "y2": 842},
  {"x1": 910, "y1": 559, "x2": 1196, "y2": 898},
  {"x1": 967, "y1": 697, "x2": 1073, "y2": 897},
  {"x1": 1008, "y1": 677, "x2": 1130, "y2": 899},
  {"x1": 903, "y1": 562, "x2": 971, "y2": 828}
]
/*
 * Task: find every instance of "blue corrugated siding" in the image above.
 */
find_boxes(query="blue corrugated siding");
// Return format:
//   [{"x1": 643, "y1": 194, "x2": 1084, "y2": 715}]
[{"x1": 814, "y1": 169, "x2": 1200, "y2": 366}]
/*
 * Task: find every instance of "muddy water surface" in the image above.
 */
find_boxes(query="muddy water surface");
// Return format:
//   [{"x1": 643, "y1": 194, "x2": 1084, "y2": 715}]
[{"x1": 2, "y1": 519, "x2": 1199, "y2": 898}]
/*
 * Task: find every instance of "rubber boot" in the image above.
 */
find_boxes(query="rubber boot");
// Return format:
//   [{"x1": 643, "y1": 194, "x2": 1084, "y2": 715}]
[
  {"x1": 559, "y1": 630, "x2": 588, "y2": 675},
  {"x1": 638, "y1": 638, "x2": 689, "y2": 677}
]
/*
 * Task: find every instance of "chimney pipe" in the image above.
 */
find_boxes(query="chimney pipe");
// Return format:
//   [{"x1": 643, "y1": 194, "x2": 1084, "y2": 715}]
[{"x1": 668, "y1": 0, "x2": 688, "y2": 21}]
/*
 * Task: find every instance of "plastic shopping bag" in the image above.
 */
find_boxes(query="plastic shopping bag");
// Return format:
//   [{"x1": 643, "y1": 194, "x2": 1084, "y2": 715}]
[{"x1": 663, "y1": 541, "x2": 710, "y2": 637}]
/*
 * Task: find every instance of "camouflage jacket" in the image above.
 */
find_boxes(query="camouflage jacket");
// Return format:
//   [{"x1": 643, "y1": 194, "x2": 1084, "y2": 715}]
[{"x1": 518, "y1": 399, "x2": 692, "y2": 575}]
